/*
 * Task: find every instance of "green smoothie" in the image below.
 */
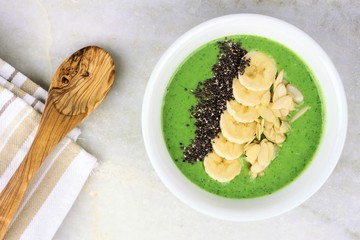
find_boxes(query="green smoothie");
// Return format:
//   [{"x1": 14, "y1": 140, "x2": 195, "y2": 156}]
[{"x1": 162, "y1": 35, "x2": 324, "y2": 199}]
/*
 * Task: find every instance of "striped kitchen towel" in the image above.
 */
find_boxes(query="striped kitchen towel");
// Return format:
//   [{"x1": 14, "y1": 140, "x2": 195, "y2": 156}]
[{"x1": 0, "y1": 58, "x2": 97, "y2": 240}]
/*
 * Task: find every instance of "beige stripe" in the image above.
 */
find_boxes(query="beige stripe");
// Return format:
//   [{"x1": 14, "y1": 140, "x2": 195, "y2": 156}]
[
  {"x1": 20, "y1": 79, "x2": 39, "y2": 96},
  {"x1": 0, "y1": 86, "x2": 4, "y2": 94},
  {"x1": 5, "y1": 141, "x2": 82, "y2": 240},
  {"x1": 9, "y1": 86, "x2": 26, "y2": 99},
  {"x1": 0, "y1": 109, "x2": 39, "y2": 175},
  {"x1": 2, "y1": 81, "x2": 14, "y2": 90},
  {"x1": 0, "y1": 106, "x2": 32, "y2": 152}
]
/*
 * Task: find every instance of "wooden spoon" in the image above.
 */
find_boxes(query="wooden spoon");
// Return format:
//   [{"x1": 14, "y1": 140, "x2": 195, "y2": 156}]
[{"x1": 0, "y1": 46, "x2": 115, "y2": 237}]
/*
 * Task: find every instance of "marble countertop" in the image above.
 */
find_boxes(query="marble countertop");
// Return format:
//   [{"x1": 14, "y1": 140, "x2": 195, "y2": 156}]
[{"x1": 0, "y1": 1, "x2": 359, "y2": 239}]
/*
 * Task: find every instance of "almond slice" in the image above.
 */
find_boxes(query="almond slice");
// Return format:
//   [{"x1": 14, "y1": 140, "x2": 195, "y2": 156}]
[
  {"x1": 290, "y1": 106, "x2": 311, "y2": 123},
  {"x1": 279, "y1": 121, "x2": 291, "y2": 133},
  {"x1": 287, "y1": 84, "x2": 304, "y2": 103},
  {"x1": 250, "y1": 162, "x2": 265, "y2": 174},
  {"x1": 258, "y1": 140, "x2": 270, "y2": 167},
  {"x1": 272, "y1": 95, "x2": 294, "y2": 110},
  {"x1": 258, "y1": 106, "x2": 280, "y2": 128},
  {"x1": 275, "y1": 133, "x2": 286, "y2": 144},
  {"x1": 261, "y1": 91, "x2": 271, "y2": 106},
  {"x1": 255, "y1": 120, "x2": 264, "y2": 140},
  {"x1": 273, "y1": 83, "x2": 287, "y2": 102},
  {"x1": 274, "y1": 70, "x2": 284, "y2": 90},
  {"x1": 245, "y1": 143, "x2": 261, "y2": 164},
  {"x1": 264, "y1": 127, "x2": 276, "y2": 142}
]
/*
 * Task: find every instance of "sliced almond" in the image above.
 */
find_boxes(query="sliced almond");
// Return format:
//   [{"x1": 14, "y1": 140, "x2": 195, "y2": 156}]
[
  {"x1": 274, "y1": 70, "x2": 284, "y2": 90},
  {"x1": 266, "y1": 141, "x2": 276, "y2": 161},
  {"x1": 279, "y1": 121, "x2": 291, "y2": 133},
  {"x1": 290, "y1": 106, "x2": 311, "y2": 123},
  {"x1": 273, "y1": 83, "x2": 287, "y2": 102},
  {"x1": 272, "y1": 95, "x2": 294, "y2": 110},
  {"x1": 243, "y1": 136, "x2": 256, "y2": 150},
  {"x1": 255, "y1": 120, "x2": 264, "y2": 140},
  {"x1": 258, "y1": 140, "x2": 270, "y2": 167},
  {"x1": 275, "y1": 133, "x2": 286, "y2": 144},
  {"x1": 287, "y1": 84, "x2": 304, "y2": 103},
  {"x1": 261, "y1": 91, "x2": 271, "y2": 106},
  {"x1": 264, "y1": 120, "x2": 274, "y2": 130},
  {"x1": 264, "y1": 127, "x2": 276, "y2": 142},
  {"x1": 280, "y1": 108, "x2": 290, "y2": 118},
  {"x1": 250, "y1": 162, "x2": 265, "y2": 174},
  {"x1": 245, "y1": 143, "x2": 261, "y2": 164},
  {"x1": 258, "y1": 106, "x2": 280, "y2": 128}
]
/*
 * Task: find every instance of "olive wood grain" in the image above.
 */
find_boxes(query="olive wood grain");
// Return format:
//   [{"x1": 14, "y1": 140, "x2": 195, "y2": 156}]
[{"x1": 0, "y1": 46, "x2": 115, "y2": 238}]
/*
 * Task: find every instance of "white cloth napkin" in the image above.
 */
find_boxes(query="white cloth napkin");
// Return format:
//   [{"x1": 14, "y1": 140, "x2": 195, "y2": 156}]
[{"x1": 0, "y1": 58, "x2": 97, "y2": 240}]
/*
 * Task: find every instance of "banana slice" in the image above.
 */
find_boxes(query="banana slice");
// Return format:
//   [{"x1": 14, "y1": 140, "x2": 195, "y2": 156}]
[
  {"x1": 203, "y1": 151, "x2": 242, "y2": 183},
  {"x1": 233, "y1": 78, "x2": 266, "y2": 107},
  {"x1": 220, "y1": 110, "x2": 257, "y2": 144},
  {"x1": 212, "y1": 133, "x2": 244, "y2": 160},
  {"x1": 238, "y1": 51, "x2": 277, "y2": 91},
  {"x1": 226, "y1": 100, "x2": 259, "y2": 123}
]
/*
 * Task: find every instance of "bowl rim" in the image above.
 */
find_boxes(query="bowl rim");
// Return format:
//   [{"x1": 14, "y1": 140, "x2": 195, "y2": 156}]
[{"x1": 142, "y1": 14, "x2": 348, "y2": 221}]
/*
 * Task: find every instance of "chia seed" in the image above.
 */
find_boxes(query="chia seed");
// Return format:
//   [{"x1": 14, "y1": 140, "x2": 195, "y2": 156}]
[{"x1": 183, "y1": 40, "x2": 250, "y2": 163}]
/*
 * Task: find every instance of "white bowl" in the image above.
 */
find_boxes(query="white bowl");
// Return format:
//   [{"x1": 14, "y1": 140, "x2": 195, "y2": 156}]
[{"x1": 142, "y1": 14, "x2": 347, "y2": 221}]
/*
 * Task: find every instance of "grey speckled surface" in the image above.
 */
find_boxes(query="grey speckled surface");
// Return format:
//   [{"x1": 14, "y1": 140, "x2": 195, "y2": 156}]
[{"x1": 0, "y1": 1, "x2": 359, "y2": 239}]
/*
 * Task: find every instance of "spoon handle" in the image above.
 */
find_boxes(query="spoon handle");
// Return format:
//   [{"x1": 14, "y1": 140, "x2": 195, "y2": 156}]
[{"x1": 0, "y1": 107, "x2": 80, "y2": 238}]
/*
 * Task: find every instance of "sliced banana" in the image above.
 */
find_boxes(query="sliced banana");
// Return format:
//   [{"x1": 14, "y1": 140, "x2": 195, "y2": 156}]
[
  {"x1": 226, "y1": 100, "x2": 259, "y2": 123},
  {"x1": 238, "y1": 51, "x2": 277, "y2": 91},
  {"x1": 212, "y1": 133, "x2": 244, "y2": 160},
  {"x1": 233, "y1": 78, "x2": 266, "y2": 106},
  {"x1": 220, "y1": 110, "x2": 257, "y2": 144},
  {"x1": 203, "y1": 151, "x2": 242, "y2": 183}
]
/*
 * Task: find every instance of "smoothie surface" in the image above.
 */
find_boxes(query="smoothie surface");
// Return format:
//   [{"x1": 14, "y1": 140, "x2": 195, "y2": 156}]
[{"x1": 162, "y1": 35, "x2": 324, "y2": 198}]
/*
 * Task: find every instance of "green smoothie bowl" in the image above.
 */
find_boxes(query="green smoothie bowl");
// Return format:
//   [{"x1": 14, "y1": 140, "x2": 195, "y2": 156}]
[{"x1": 142, "y1": 14, "x2": 347, "y2": 221}]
